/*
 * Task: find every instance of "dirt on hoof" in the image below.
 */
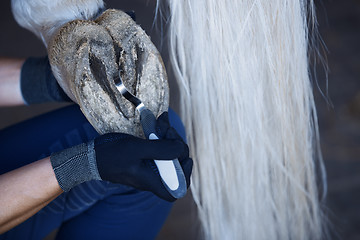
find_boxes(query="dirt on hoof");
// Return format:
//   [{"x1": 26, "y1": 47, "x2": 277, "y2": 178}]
[{"x1": 48, "y1": 9, "x2": 169, "y2": 137}]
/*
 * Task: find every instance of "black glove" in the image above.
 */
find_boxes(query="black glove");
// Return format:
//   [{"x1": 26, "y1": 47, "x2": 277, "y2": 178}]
[
  {"x1": 154, "y1": 112, "x2": 192, "y2": 189},
  {"x1": 50, "y1": 112, "x2": 193, "y2": 202},
  {"x1": 20, "y1": 56, "x2": 72, "y2": 104}
]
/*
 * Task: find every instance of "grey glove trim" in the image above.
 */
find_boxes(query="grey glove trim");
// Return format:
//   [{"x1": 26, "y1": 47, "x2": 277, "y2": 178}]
[
  {"x1": 87, "y1": 141, "x2": 101, "y2": 180},
  {"x1": 50, "y1": 141, "x2": 101, "y2": 192}
]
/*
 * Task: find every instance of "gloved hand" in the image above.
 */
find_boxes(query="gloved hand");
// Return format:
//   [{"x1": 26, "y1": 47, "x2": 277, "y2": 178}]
[
  {"x1": 20, "y1": 56, "x2": 72, "y2": 104},
  {"x1": 50, "y1": 112, "x2": 193, "y2": 202}
]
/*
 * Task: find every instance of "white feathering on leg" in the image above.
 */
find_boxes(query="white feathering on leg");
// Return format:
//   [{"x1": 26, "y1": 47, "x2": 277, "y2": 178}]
[{"x1": 11, "y1": 0, "x2": 104, "y2": 46}]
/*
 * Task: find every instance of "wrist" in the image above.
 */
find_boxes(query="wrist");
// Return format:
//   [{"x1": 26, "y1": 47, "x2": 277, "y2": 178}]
[{"x1": 50, "y1": 141, "x2": 101, "y2": 192}]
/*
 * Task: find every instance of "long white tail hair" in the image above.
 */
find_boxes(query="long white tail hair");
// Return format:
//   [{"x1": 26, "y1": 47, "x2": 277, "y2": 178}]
[{"x1": 157, "y1": 0, "x2": 327, "y2": 239}]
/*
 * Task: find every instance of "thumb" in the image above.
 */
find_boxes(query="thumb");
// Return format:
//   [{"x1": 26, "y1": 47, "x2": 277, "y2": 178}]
[{"x1": 139, "y1": 139, "x2": 185, "y2": 160}]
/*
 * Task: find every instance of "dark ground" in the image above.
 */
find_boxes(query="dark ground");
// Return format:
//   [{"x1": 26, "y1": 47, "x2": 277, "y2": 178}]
[{"x1": 0, "y1": 0, "x2": 359, "y2": 239}]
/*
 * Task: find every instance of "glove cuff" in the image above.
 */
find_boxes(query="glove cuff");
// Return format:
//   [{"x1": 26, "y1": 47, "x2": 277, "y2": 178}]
[
  {"x1": 20, "y1": 57, "x2": 72, "y2": 104},
  {"x1": 50, "y1": 141, "x2": 101, "y2": 192}
]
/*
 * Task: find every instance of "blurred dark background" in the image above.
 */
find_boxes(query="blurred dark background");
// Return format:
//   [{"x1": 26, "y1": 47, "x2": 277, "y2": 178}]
[
  {"x1": 314, "y1": 1, "x2": 360, "y2": 239},
  {"x1": 0, "y1": 0, "x2": 359, "y2": 239}
]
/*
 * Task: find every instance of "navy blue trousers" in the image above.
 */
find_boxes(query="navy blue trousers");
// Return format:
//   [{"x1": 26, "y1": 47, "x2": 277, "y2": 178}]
[{"x1": 0, "y1": 105, "x2": 185, "y2": 240}]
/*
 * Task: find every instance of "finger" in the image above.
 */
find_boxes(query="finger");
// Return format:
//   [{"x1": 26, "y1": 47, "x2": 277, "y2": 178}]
[
  {"x1": 156, "y1": 111, "x2": 170, "y2": 138},
  {"x1": 137, "y1": 162, "x2": 176, "y2": 202},
  {"x1": 177, "y1": 141, "x2": 190, "y2": 161},
  {"x1": 157, "y1": 111, "x2": 169, "y2": 123},
  {"x1": 165, "y1": 127, "x2": 183, "y2": 141},
  {"x1": 139, "y1": 139, "x2": 185, "y2": 160},
  {"x1": 181, "y1": 158, "x2": 193, "y2": 188}
]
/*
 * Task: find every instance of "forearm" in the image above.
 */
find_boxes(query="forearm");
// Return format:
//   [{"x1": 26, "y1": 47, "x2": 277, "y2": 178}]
[
  {"x1": 0, "y1": 157, "x2": 63, "y2": 234},
  {"x1": 0, "y1": 58, "x2": 25, "y2": 106}
]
